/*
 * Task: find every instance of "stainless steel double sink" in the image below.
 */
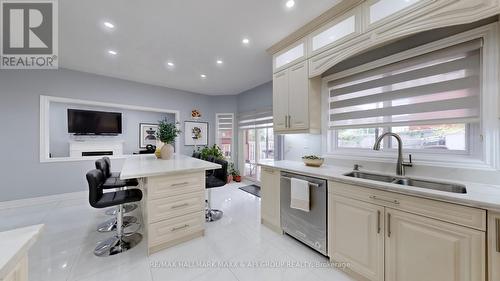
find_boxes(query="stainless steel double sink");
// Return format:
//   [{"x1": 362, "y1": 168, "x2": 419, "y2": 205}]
[{"x1": 343, "y1": 171, "x2": 467, "y2": 194}]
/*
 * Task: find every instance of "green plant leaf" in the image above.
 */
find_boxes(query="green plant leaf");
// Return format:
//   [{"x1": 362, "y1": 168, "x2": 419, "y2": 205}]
[{"x1": 156, "y1": 119, "x2": 181, "y2": 144}]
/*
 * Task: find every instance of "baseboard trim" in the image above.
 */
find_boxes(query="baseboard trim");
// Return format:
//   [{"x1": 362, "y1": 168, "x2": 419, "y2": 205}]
[{"x1": 0, "y1": 191, "x2": 87, "y2": 210}]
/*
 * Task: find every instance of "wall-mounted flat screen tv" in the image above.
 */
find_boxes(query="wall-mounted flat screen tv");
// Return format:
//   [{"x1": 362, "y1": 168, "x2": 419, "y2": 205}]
[{"x1": 68, "y1": 109, "x2": 122, "y2": 135}]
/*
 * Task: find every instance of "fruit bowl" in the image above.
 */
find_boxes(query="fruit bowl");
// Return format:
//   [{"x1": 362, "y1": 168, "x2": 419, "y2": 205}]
[{"x1": 302, "y1": 155, "x2": 324, "y2": 167}]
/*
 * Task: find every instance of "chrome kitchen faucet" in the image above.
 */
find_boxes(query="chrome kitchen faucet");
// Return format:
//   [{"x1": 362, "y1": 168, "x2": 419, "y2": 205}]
[{"x1": 373, "y1": 132, "x2": 413, "y2": 176}]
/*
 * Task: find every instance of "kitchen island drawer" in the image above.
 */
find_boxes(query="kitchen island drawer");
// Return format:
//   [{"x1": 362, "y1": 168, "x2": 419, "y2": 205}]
[
  {"x1": 147, "y1": 172, "x2": 205, "y2": 200},
  {"x1": 148, "y1": 191, "x2": 205, "y2": 223},
  {"x1": 148, "y1": 211, "x2": 205, "y2": 249}
]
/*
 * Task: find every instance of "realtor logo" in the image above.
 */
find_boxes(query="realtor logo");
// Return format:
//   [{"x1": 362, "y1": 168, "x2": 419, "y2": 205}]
[{"x1": 0, "y1": 0, "x2": 58, "y2": 69}]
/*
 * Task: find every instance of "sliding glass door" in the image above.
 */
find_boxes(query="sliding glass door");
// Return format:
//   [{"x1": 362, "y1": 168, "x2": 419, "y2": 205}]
[{"x1": 241, "y1": 127, "x2": 274, "y2": 182}]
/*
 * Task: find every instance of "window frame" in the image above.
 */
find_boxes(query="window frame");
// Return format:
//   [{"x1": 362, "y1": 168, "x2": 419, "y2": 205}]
[
  {"x1": 215, "y1": 113, "x2": 235, "y2": 160},
  {"x1": 333, "y1": 123, "x2": 473, "y2": 156},
  {"x1": 321, "y1": 23, "x2": 500, "y2": 170}
]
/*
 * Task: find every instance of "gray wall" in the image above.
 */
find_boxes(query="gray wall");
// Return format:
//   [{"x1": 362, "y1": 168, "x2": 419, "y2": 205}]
[
  {"x1": 49, "y1": 102, "x2": 176, "y2": 157},
  {"x1": 236, "y1": 81, "x2": 272, "y2": 113},
  {"x1": 0, "y1": 68, "x2": 237, "y2": 202}
]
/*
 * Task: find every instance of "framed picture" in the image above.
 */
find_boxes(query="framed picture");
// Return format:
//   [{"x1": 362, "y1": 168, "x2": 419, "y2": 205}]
[
  {"x1": 139, "y1": 123, "x2": 159, "y2": 148},
  {"x1": 184, "y1": 121, "x2": 208, "y2": 146}
]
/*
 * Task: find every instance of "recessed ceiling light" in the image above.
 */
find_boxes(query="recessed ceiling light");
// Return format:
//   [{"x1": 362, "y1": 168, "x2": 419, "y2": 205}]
[
  {"x1": 200, "y1": 74, "x2": 207, "y2": 79},
  {"x1": 166, "y1": 61, "x2": 175, "y2": 67},
  {"x1": 242, "y1": 38, "x2": 250, "y2": 45},
  {"x1": 103, "y1": 22, "x2": 115, "y2": 29},
  {"x1": 108, "y1": 50, "x2": 118, "y2": 56},
  {"x1": 286, "y1": 0, "x2": 295, "y2": 8},
  {"x1": 216, "y1": 60, "x2": 223, "y2": 65}
]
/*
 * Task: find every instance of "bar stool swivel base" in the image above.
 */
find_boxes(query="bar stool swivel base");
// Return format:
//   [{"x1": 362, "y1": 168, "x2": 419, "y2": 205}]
[
  {"x1": 97, "y1": 216, "x2": 137, "y2": 232},
  {"x1": 94, "y1": 233, "x2": 143, "y2": 257}
]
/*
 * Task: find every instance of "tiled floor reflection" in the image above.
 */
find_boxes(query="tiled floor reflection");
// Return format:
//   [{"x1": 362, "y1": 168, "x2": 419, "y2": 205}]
[{"x1": 2, "y1": 181, "x2": 355, "y2": 281}]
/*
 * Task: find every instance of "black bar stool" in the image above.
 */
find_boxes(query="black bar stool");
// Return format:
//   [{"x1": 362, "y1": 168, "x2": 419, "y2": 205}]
[
  {"x1": 205, "y1": 158, "x2": 228, "y2": 222},
  {"x1": 87, "y1": 169, "x2": 143, "y2": 257},
  {"x1": 95, "y1": 159, "x2": 138, "y2": 232},
  {"x1": 95, "y1": 158, "x2": 139, "y2": 215}
]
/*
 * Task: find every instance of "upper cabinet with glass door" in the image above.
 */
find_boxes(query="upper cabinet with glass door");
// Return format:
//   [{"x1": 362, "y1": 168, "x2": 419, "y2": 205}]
[
  {"x1": 273, "y1": 39, "x2": 306, "y2": 73},
  {"x1": 307, "y1": 7, "x2": 361, "y2": 57},
  {"x1": 364, "y1": 0, "x2": 431, "y2": 31}
]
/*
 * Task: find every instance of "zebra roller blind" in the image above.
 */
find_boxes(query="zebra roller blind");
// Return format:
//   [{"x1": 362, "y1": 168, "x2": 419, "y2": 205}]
[
  {"x1": 328, "y1": 39, "x2": 482, "y2": 129},
  {"x1": 238, "y1": 108, "x2": 273, "y2": 129}
]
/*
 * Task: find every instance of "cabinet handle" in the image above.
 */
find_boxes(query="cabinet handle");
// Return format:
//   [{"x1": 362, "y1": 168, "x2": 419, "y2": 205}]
[
  {"x1": 496, "y1": 218, "x2": 500, "y2": 252},
  {"x1": 377, "y1": 210, "x2": 381, "y2": 234},
  {"x1": 171, "y1": 203, "x2": 189, "y2": 209},
  {"x1": 171, "y1": 182, "x2": 189, "y2": 187},
  {"x1": 171, "y1": 224, "x2": 190, "y2": 232},
  {"x1": 288, "y1": 115, "x2": 291, "y2": 128},
  {"x1": 387, "y1": 213, "x2": 392, "y2": 238},
  {"x1": 369, "y1": 195, "x2": 400, "y2": 205}
]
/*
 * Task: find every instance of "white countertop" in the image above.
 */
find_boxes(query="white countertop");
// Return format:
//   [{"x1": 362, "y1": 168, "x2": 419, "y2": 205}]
[
  {"x1": 0, "y1": 224, "x2": 43, "y2": 279},
  {"x1": 259, "y1": 160, "x2": 500, "y2": 212},
  {"x1": 120, "y1": 154, "x2": 221, "y2": 180}
]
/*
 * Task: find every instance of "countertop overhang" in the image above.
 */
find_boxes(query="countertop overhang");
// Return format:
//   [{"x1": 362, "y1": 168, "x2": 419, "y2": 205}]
[
  {"x1": 259, "y1": 160, "x2": 500, "y2": 212},
  {"x1": 0, "y1": 224, "x2": 43, "y2": 279},
  {"x1": 121, "y1": 154, "x2": 221, "y2": 180}
]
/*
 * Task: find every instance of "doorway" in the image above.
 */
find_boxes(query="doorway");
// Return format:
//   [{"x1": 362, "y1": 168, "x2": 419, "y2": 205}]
[{"x1": 241, "y1": 127, "x2": 274, "y2": 182}]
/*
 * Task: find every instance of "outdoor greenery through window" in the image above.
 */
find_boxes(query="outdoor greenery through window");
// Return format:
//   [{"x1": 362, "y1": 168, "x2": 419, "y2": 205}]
[{"x1": 337, "y1": 124, "x2": 467, "y2": 151}]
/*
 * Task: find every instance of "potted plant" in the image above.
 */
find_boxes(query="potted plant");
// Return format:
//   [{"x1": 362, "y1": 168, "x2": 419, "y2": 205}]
[
  {"x1": 200, "y1": 144, "x2": 224, "y2": 160},
  {"x1": 156, "y1": 119, "x2": 181, "y2": 160},
  {"x1": 227, "y1": 162, "x2": 235, "y2": 183},
  {"x1": 232, "y1": 167, "x2": 242, "y2": 182}
]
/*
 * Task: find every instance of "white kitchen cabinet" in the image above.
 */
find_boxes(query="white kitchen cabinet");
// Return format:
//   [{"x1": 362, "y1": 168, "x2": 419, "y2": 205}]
[
  {"x1": 488, "y1": 212, "x2": 500, "y2": 281},
  {"x1": 329, "y1": 181, "x2": 486, "y2": 281},
  {"x1": 272, "y1": 61, "x2": 321, "y2": 134},
  {"x1": 260, "y1": 167, "x2": 281, "y2": 233},
  {"x1": 366, "y1": 0, "x2": 423, "y2": 27},
  {"x1": 272, "y1": 70, "x2": 289, "y2": 131},
  {"x1": 303, "y1": 0, "x2": 499, "y2": 77},
  {"x1": 308, "y1": 7, "x2": 360, "y2": 56},
  {"x1": 273, "y1": 39, "x2": 306, "y2": 73},
  {"x1": 329, "y1": 194, "x2": 384, "y2": 281},
  {"x1": 287, "y1": 62, "x2": 310, "y2": 130},
  {"x1": 385, "y1": 208, "x2": 485, "y2": 281}
]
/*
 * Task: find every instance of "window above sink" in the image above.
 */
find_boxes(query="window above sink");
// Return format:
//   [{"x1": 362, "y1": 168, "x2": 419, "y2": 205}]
[{"x1": 322, "y1": 24, "x2": 499, "y2": 170}]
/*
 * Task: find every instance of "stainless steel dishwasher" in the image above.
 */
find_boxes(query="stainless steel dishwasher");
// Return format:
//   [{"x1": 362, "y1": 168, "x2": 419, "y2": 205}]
[{"x1": 280, "y1": 172, "x2": 327, "y2": 256}]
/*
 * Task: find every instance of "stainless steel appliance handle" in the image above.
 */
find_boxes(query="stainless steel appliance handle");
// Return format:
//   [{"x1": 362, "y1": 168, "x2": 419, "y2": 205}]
[{"x1": 280, "y1": 176, "x2": 320, "y2": 188}]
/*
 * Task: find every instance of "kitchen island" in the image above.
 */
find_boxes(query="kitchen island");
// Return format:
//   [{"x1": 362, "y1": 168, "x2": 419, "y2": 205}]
[
  {"x1": 121, "y1": 154, "x2": 221, "y2": 255},
  {"x1": 0, "y1": 224, "x2": 43, "y2": 281}
]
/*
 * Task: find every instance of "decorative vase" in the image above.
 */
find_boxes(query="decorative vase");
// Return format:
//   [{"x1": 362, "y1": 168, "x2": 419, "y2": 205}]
[
  {"x1": 227, "y1": 175, "x2": 233, "y2": 184},
  {"x1": 160, "y1": 143, "x2": 174, "y2": 160},
  {"x1": 154, "y1": 148, "x2": 162, "y2": 159}
]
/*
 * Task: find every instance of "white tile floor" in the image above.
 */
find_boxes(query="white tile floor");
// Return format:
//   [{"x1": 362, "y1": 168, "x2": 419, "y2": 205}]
[{"x1": 1, "y1": 181, "x2": 355, "y2": 281}]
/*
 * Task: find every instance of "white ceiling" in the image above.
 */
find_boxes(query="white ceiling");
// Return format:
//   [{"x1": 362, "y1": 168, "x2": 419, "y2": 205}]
[{"x1": 59, "y1": 0, "x2": 340, "y2": 95}]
